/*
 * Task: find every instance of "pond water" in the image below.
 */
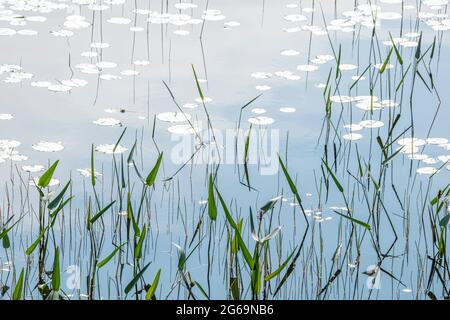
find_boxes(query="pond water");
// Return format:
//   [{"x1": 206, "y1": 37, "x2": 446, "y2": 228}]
[{"x1": 1, "y1": 0, "x2": 450, "y2": 300}]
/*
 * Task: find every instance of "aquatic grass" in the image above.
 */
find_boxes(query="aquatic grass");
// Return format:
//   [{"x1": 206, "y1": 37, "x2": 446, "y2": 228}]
[
  {"x1": 97, "y1": 242, "x2": 127, "y2": 268},
  {"x1": 12, "y1": 268, "x2": 24, "y2": 300},
  {"x1": 145, "y1": 152, "x2": 163, "y2": 187},
  {"x1": 145, "y1": 269, "x2": 161, "y2": 300}
]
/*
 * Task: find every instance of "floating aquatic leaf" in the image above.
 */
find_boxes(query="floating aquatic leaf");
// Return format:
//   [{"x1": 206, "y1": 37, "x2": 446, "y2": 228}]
[
  {"x1": 297, "y1": 64, "x2": 319, "y2": 72},
  {"x1": 417, "y1": 167, "x2": 438, "y2": 175},
  {"x1": 168, "y1": 125, "x2": 199, "y2": 135},
  {"x1": 77, "y1": 168, "x2": 102, "y2": 178},
  {"x1": 48, "y1": 84, "x2": 71, "y2": 92},
  {"x1": 93, "y1": 118, "x2": 122, "y2": 127},
  {"x1": 343, "y1": 133, "x2": 363, "y2": 141},
  {"x1": 32, "y1": 141, "x2": 64, "y2": 152},
  {"x1": 255, "y1": 85, "x2": 271, "y2": 91},
  {"x1": 120, "y1": 70, "x2": 139, "y2": 76},
  {"x1": 157, "y1": 112, "x2": 191, "y2": 123},
  {"x1": 359, "y1": 120, "x2": 384, "y2": 128},
  {"x1": 107, "y1": 17, "x2": 131, "y2": 25},
  {"x1": 280, "y1": 49, "x2": 299, "y2": 56},
  {"x1": 398, "y1": 138, "x2": 426, "y2": 147},
  {"x1": 22, "y1": 165, "x2": 44, "y2": 173},
  {"x1": 339, "y1": 64, "x2": 358, "y2": 71},
  {"x1": 427, "y1": 138, "x2": 448, "y2": 145},
  {"x1": 182, "y1": 103, "x2": 198, "y2": 109},
  {"x1": 0, "y1": 114, "x2": 13, "y2": 120},
  {"x1": 250, "y1": 72, "x2": 272, "y2": 79},
  {"x1": 283, "y1": 14, "x2": 307, "y2": 22},
  {"x1": 251, "y1": 108, "x2": 266, "y2": 114},
  {"x1": 95, "y1": 144, "x2": 128, "y2": 154},
  {"x1": 279, "y1": 107, "x2": 296, "y2": 113},
  {"x1": 344, "y1": 124, "x2": 363, "y2": 131},
  {"x1": 248, "y1": 116, "x2": 274, "y2": 125}
]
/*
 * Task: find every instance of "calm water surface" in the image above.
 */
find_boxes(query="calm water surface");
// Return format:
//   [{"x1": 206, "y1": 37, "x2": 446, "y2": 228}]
[{"x1": 0, "y1": 0, "x2": 450, "y2": 300}]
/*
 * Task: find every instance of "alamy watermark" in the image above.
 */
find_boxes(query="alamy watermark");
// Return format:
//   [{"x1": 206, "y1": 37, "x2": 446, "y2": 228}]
[{"x1": 169, "y1": 123, "x2": 280, "y2": 176}]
